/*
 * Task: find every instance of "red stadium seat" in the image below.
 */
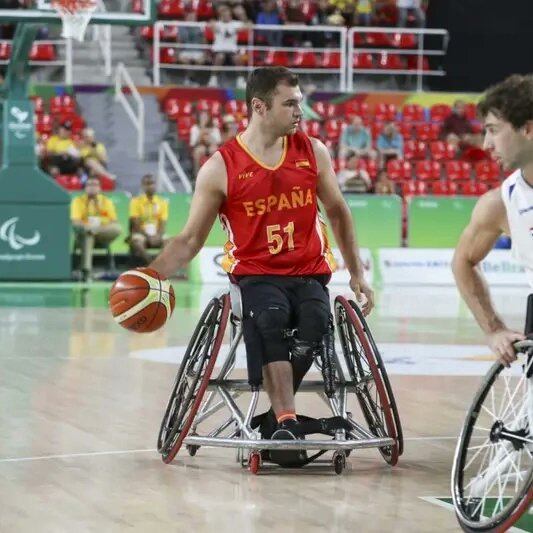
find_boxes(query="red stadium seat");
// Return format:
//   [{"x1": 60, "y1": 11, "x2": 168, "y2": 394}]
[
  {"x1": 401, "y1": 180, "x2": 426, "y2": 197},
  {"x1": 397, "y1": 122, "x2": 413, "y2": 139},
  {"x1": 300, "y1": 120, "x2": 321, "y2": 137},
  {"x1": 264, "y1": 50, "x2": 290, "y2": 67},
  {"x1": 31, "y1": 96, "x2": 44, "y2": 114},
  {"x1": 464, "y1": 103, "x2": 478, "y2": 121},
  {"x1": 165, "y1": 98, "x2": 192, "y2": 119},
  {"x1": 291, "y1": 50, "x2": 317, "y2": 68},
  {"x1": 35, "y1": 113, "x2": 53, "y2": 135},
  {"x1": 158, "y1": 0, "x2": 185, "y2": 18},
  {"x1": 415, "y1": 160, "x2": 441, "y2": 181},
  {"x1": 377, "y1": 52, "x2": 404, "y2": 70},
  {"x1": 0, "y1": 42, "x2": 11, "y2": 60},
  {"x1": 402, "y1": 104, "x2": 425, "y2": 123},
  {"x1": 312, "y1": 102, "x2": 337, "y2": 119},
  {"x1": 445, "y1": 161, "x2": 472, "y2": 181},
  {"x1": 353, "y1": 32, "x2": 366, "y2": 46},
  {"x1": 50, "y1": 95, "x2": 76, "y2": 115},
  {"x1": 99, "y1": 175, "x2": 116, "y2": 191},
  {"x1": 353, "y1": 53, "x2": 373, "y2": 69},
  {"x1": 430, "y1": 104, "x2": 452, "y2": 123},
  {"x1": 194, "y1": 0, "x2": 215, "y2": 20},
  {"x1": 391, "y1": 32, "x2": 416, "y2": 48},
  {"x1": 430, "y1": 141, "x2": 456, "y2": 161},
  {"x1": 29, "y1": 44, "x2": 56, "y2": 61},
  {"x1": 158, "y1": 46, "x2": 177, "y2": 64},
  {"x1": 475, "y1": 160, "x2": 500, "y2": 181},
  {"x1": 196, "y1": 99, "x2": 221, "y2": 117},
  {"x1": 321, "y1": 50, "x2": 341, "y2": 69},
  {"x1": 406, "y1": 56, "x2": 430, "y2": 71},
  {"x1": 344, "y1": 100, "x2": 370, "y2": 119},
  {"x1": 431, "y1": 181, "x2": 452, "y2": 196},
  {"x1": 404, "y1": 140, "x2": 427, "y2": 160},
  {"x1": 374, "y1": 103, "x2": 397, "y2": 122},
  {"x1": 415, "y1": 123, "x2": 440, "y2": 142},
  {"x1": 387, "y1": 159, "x2": 412, "y2": 181},
  {"x1": 56, "y1": 175, "x2": 82, "y2": 191},
  {"x1": 365, "y1": 32, "x2": 391, "y2": 47},
  {"x1": 324, "y1": 119, "x2": 342, "y2": 141}
]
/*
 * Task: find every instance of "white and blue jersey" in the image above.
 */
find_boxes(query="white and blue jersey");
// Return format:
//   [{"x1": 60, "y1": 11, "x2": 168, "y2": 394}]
[{"x1": 501, "y1": 169, "x2": 533, "y2": 288}]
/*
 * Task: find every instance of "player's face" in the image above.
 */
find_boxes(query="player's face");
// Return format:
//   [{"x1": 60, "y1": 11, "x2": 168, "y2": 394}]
[
  {"x1": 483, "y1": 112, "x2": 532, "y2": 170},
  {"x1": 142, "y1": 178, "x2": 156, "y2": 195},
  {"x1": 266, "y1": 83, "x2": 303, "y2": 135}
]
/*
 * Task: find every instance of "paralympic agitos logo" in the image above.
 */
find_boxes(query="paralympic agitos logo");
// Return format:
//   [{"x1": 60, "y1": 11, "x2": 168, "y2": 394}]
[{"x1": 0, "y1": 217, "x2": 41, "y2": 250}]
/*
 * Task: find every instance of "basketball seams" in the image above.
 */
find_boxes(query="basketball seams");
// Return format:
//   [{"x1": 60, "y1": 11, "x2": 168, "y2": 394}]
[
  {"x1": 112, "y1": 289, "x2": 160, "y2": 323},
  {"x1": 109, "y1": 268, "x2": 175, "y2": 332}
]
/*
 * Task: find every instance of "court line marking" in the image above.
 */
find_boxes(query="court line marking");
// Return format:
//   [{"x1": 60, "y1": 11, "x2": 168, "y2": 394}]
[
  {"x1": 0, "y1": 448, "x2": 156, "y2": 464},
  {"x1": 419, "y1": 497, "x2": 527, "y2": 533},
  {"x1": 0, "y1": 436, "x2": 480, "y2": 464}
]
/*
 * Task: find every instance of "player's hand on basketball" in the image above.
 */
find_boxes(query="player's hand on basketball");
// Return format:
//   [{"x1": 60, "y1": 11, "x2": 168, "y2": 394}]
[
  {"x1": 487, "y1": 329, "x2": 526, "y2": 367},
  {"x1": 350, "y1": 275, "x2": 374, "y2": 316}
]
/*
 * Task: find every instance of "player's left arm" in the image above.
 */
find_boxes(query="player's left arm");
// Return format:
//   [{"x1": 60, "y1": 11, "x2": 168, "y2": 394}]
[{"x1": 311, "y1": 137, "x2": 374, "y2": 315}]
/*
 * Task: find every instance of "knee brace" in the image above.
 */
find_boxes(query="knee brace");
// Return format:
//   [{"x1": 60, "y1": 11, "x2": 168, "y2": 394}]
[
  {"x1": 297, "y1": 300, "x2": 330, "y2": 345},
  {"x1": 255, "y1": 307, "x2": 291, "y2": 364}
]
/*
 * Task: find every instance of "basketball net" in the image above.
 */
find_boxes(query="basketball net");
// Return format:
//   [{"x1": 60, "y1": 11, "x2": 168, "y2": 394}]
[{"x1": 51, "y1": 0, "x2": 97, "y2": 42}]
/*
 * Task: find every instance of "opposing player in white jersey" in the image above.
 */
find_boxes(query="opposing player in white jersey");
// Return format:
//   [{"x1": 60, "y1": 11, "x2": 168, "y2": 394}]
[{"x1": 453, "y1": 74, "x2": 533, "y2": 366}]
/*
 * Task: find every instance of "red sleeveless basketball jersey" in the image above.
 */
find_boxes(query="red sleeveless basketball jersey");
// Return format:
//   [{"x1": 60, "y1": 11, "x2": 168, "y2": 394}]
[{"x1": 217, "y1": 130, "x2": 336, "y2": 276}]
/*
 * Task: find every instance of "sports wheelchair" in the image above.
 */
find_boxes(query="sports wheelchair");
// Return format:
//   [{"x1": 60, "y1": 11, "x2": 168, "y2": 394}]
[
  {"x1": 452, "y1": 338, "x2": 532, "y2": 531},
  {"x1": 157, "y1": 287, "x2": 403, "y2": 475}
]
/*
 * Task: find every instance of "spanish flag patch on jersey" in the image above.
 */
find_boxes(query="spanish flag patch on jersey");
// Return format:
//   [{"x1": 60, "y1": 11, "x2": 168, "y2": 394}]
[{"x1": 295, "y1": 159, "x2": 310, "y2": 168}]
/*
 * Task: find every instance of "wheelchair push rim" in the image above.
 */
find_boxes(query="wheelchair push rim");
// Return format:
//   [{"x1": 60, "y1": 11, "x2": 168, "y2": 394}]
[
  {"x1": 451, "y1": 354, "x2": 533, "y2": 532},
  {"x1": 334, "y1": 296, "x2": 402, "y2": 466},
  {"x1": 158, "y1": 294, "x2": 230, "y2": 464}
]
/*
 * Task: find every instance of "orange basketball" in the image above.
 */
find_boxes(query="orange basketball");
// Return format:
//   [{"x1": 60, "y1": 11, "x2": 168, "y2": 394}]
[{"x1": 109, "y1": 267, "x2": 175, "y2": 333}]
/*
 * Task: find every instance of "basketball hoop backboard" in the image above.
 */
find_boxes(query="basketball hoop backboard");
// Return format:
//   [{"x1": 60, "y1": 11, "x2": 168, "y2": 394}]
[{"x1": 0, "y1": 0, "x2": 154, "y2": 26}]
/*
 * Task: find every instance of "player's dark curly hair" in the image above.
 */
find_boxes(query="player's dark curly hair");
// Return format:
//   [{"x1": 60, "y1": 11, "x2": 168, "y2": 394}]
[
  {"x1": 478, "y1": 74, "x2": 533, "y2": 130},
  {"x1": 246, "y1": 67, "x2": 299, "y2": 115}
]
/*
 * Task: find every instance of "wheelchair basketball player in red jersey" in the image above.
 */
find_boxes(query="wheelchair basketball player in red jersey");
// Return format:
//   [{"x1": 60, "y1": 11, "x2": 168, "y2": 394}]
[{"x1": 150, "y1": 67, "x2": 373, "y2": 466}]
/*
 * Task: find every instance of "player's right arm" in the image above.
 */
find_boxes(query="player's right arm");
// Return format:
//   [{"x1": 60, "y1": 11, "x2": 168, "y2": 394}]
[
  {"x1": 149, "y1": 152, "x2": 226, "y2": 278},
  {"x1": 451, "y1": 189, "x2": 525, "y2": 365}
]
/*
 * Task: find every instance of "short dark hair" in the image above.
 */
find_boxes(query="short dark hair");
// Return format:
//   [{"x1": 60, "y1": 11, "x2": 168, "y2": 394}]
[
  {"x1": 478, "y1": 74, "x2": 533, "y2": 130},
  {"x1": 246, "y1": 67, "x2": 299, "y2": 115},
  {"x1": 142, "y1": 173, "x2": 154, "y2": 183}
]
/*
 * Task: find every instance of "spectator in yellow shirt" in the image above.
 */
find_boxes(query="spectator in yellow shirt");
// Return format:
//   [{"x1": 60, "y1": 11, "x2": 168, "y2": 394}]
[
  {"x1": 128, "y1": 174, "x2": 169, "y2": 265},
  {"x1": 70, "y1": 176, "x2": 121, "y2": 280},
  {"x1": 78, "y1": 128, "x2": 116, "y2": 182},
  {"x1": 46, "y1": 121, "x2": 81, "y2": 176}
]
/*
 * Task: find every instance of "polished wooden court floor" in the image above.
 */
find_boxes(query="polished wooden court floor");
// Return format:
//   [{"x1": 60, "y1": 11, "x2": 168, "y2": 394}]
[{"x1": 0, "y1": 283, "x2": 530, "y2": 532}]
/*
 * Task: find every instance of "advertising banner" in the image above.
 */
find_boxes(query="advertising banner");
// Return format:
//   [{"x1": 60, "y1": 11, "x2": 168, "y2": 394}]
[{"x1": 379, "y1": 248, "x2": 528, "y2": 286}]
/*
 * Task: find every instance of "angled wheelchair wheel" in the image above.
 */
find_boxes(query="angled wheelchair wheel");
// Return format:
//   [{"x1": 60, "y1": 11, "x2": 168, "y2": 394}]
[
  {"x1": 157, "y1": 294, "x2": 230, "y2": 464},
  {"x1": 452, "y1": 348, "x2": 533, "y2": 532},
  {"x1": 334, "y1": 296, "x2": 403, "y2": 466}
]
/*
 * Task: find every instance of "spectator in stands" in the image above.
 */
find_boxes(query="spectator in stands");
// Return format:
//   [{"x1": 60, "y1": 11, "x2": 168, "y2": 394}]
[
  {"x1": 329, "y1": 0, "x2": 357, "y2": 26},
  {"x1": 178, "y1": 11, "x2": 206, "y2": 80},
  {"x1": 374, "y1": 169, "x2": 395, "y2": 194},
  {"x1": 339, "y1": 115, "x2": 374, "y2": 160},
  {"x1": 377, "y1": 122, "x2": 403, "y2": 163},
  {"x1": 283, "y1": 0, "x2": 308, "y2": 46},
  {"x1": 310, "y1": 0, "x2": 338, "y2": 46},
  {"x1": 355, "y1": 0, "x2": 374, "y2": 25},
  {"x1": 337, "y1": 152, "x2": 372, "y2": 193},
  {"x1": 70, "y1": 176, "x2": 121, "y2": 281},
  {"x1": 440, "y1": 99, "x2": 474, "y2": 145},
  {"x1": 233, "y1": 3, "x2": 250, "y2": 23},
  {"x1": 78, "y1": 128, "x2": 115, "y2": 182},
  {"x1": 190, "y1": 110, "x2": 222, "y2": 175},
  {"x1": 396, "y1": 0, "x2": 425, "y2": 28},
  {"x1": 207, "y1": 3, "x2": 248, "y2": 88},
  {"x1": 221, "y1": 114, "x2": 239, "y2": 143},
  {"x1": 46, "y1": 121, "x2": 81, "y2": 177},
  {"x1": 256, "y1": 0, "x2": 282, "y2": 47},
  {"x1": 128, "y1": 174, "x2": 169, "y2": 266}
]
